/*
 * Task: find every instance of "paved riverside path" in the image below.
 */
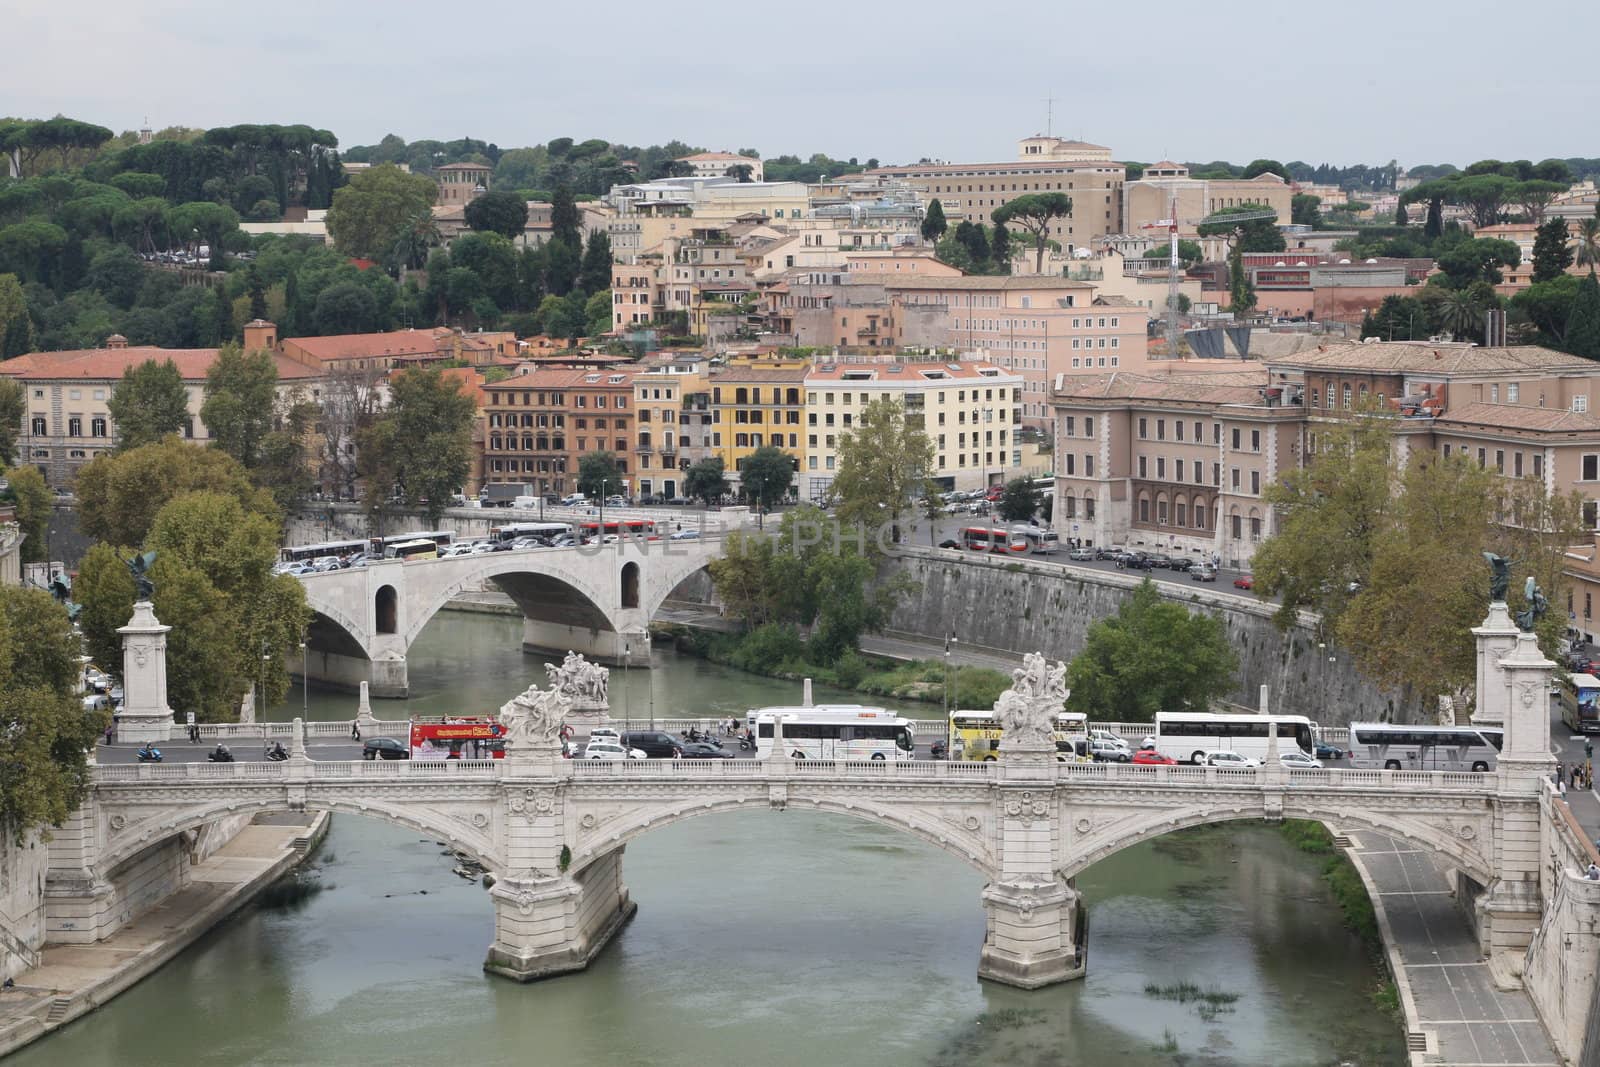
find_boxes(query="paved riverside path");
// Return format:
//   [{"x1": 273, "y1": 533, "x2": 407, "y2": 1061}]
[
  {"x1": 0, "y1": 814, "x2": 321, "y2": 1057},
  {"x1": 1347, "y1": 830, "x2": 1559, "y2": 1066}
]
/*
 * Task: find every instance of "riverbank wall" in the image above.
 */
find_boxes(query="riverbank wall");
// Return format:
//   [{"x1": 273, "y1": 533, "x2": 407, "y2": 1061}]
[
  {"x1": 878, "y1": 547, "x2": 1397, "y2": 725},
  {"x1": 0, "y1": 810, "x2": 329, "y2": 1059}
]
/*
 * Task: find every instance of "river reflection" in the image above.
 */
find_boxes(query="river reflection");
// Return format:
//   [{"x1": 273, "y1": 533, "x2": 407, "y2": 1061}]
[{"x1": 17, "y1": 611, "x2": 1403, "y2": 1067}]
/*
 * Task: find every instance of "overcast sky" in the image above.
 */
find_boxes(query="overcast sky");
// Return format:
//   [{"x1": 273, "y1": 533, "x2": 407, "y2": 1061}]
[{"x1": 8, "y1": 0, "x2": 1597, "y2": 169}]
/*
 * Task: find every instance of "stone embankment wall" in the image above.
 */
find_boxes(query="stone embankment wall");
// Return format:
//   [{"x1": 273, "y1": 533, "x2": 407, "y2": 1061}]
[
  {"x1": 0, "y1": 834, "x2": 48, "y2": 981},
  {"x1": 879, "y1": 549, "x2": 1397, "y2": 725}
]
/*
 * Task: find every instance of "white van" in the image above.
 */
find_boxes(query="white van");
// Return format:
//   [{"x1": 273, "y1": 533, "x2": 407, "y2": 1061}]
[
  {"x1": 560, "y1": 493, "x2": 588, "y2": 507},
  {"x1": 513, "y1": 495, "x2": 538, "y2": 509}
]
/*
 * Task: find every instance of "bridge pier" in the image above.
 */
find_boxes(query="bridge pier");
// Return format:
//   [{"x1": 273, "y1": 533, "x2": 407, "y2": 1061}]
[
  {"x1": 297, "y1": 648, "x2": 409, "y2": 699},
  {"x1": 520, "y1": 619, "x2": 645, "y2": 668},
  {"x1": 484, "y1": 850, "x2": 636, "y2": 982},
  {"x1": 979, "y1": 876, "x2": 1084, "y2": 988}
]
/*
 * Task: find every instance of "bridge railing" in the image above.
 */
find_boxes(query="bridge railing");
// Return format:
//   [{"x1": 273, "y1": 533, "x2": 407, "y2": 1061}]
[{"x1": 91, "y1": 759, "x2": 505, "y2": 783}]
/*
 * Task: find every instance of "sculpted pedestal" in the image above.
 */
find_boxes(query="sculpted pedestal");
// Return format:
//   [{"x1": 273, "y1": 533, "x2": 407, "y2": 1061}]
[{"x1": 115, "y1": 601, "x2": 175, "y2": 743}]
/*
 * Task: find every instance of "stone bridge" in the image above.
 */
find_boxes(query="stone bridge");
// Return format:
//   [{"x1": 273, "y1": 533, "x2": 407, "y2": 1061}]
[
  {"x1": 294, "y1": 537, "x2": 723, "y2": 697},
  {"x1": 54, "y1": 737, "x2": 1550, "y2": 991}
]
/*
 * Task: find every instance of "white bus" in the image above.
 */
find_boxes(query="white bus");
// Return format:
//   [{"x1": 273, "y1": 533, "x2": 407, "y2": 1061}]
[
  {"x1": 1010, "y1": 526, "x2": 1060, "y2": 555},
  {"x1": 948, "y1": 708, "x2": 1086, "y2": 760},
  {"x1": 1346, "y1": 722, "x2": 1502, "y2": 772},
  {"x1": 752, "y1": 706, "x2": 916, "y2": 761},
  {"x1": 1154, "y1": 712, "x2": 1317, "y2": 765},
  {"x1": 491, "y1": 522, "x2": 575, "y2": 547},
  {"x1": 279, "y1": 538, "x2": 369, "y2": 565},
  {"x1": 388, "y1": 538, "x2": 441, "y2": 561},
  {"x1": 376, "y1": 530, "x2": 454, "y2": 557}
]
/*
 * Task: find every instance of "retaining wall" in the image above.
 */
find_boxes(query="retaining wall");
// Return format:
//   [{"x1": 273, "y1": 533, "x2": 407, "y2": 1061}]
[{"x1": 878, "y1": 548, "x2": 1398, "y2": 725}]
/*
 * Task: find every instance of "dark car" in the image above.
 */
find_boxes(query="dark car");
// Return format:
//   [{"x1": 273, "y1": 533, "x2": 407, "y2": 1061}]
[
  {"x1": 363, "y1": 737, "x2": 409, "y2": 760},
  {"x1": 1313, "y1": 739, "x2": 1344, "y2": 761},
  {"x1": 679, "y1": 741, "x2": 735, "y2": 759},
  {"x1": 620, "y1": 731, "x2": 684, "y2": 758},
  {"x1": 1166, "y1": 557, "x2": 1195, "y2": 572},
  {"x1": 938, "y1": 538, "x2": 960, "y2": 549},
  {"x1": 1145, "y1": 553, "x2": 1172, "y2": 568},
  {"x1": 1120, "y1": 553, "x2": 1154, "y2": 571}
]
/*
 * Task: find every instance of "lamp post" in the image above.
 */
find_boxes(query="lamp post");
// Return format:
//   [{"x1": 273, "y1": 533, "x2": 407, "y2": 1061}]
[
  {"x1": 299, "y1": 640, "x2": 308, "y2": 713},
  {"x1": 623, "y1": 640, "x2": 631, "y2": 740}
]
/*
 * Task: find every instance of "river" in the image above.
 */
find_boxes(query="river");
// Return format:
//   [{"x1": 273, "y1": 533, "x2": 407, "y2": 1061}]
[{"x1": 16, "y1": 612, "x2": 1405, "y2": 1066}]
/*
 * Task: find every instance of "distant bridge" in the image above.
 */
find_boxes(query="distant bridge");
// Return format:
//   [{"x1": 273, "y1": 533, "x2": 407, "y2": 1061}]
[{"x1": 293, "y1": 537, "x2": 722, "y2": 697}]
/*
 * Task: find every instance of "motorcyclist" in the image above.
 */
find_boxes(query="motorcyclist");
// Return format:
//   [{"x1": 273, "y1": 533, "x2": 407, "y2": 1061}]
[
  {"x1": 137, "y1": 742, "x2": 156, "y2": 760},
  {"x1": 268, "y1": 741, "x2": 287, "y2": 760},
  {"x1": 212, "y1": 743, "x2": 231, "y2": 762}
]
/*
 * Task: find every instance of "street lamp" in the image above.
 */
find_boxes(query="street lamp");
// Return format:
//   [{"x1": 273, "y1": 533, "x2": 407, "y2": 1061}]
[
  {"x1": 299, "y1": 641, "x2": 308, "y2": 712},
  {"x1": 622, "y1": 640, "x2": 631, "y2": 739}
]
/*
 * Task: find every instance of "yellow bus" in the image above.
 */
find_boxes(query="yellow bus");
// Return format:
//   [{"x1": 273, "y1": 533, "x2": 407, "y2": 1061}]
[{"x1": 948, "y1": 709, "x2": 1088, "y2": 761}]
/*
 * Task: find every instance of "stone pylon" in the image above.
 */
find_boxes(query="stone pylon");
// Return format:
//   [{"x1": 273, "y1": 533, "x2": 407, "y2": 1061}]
[{"x1": 115, "y1": 601, "x2": 175, "y2": 743}]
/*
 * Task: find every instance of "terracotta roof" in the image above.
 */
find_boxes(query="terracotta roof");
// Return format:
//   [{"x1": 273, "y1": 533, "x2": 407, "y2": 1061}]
[
  {"x1": 881, "y1": 276, "x2": 1096, "y2": 292},
  {"x1": 0, "y1": 347, "x2": 320, "y2": 381},
  {"x1": 1269, "y1": 342, "x2": 1597, "y2": 376},
  {"x1": 678, "y1": 152, "x2": 749, "y2": 163},
  {"x1": 1433, "y1": 402, "x2": 1600, "y2": 434},
  {"x1": 713, "y1": 366, "x2": 808, "y2": 383},
  {"x1": 1052, "y1": 369, "x2": 1270, "y2": 405},
  {"x1": 282, "y1": 330, "x2": 448, "y2": 363},
  {"x1": 804, "y1": 361, "x2": 1019, "y2": 384}
]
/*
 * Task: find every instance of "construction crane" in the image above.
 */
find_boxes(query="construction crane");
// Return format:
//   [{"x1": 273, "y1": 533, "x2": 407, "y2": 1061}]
[{"x1": 1140, "y1": 196, "x2": 1278, "y2": 355}]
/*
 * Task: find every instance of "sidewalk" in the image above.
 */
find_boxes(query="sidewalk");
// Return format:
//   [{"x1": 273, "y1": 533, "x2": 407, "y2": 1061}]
[{"x1": 0, "y1": 812, "x2": 326, "y2": 1058}]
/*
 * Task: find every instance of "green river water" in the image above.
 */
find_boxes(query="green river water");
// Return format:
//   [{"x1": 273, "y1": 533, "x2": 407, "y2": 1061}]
[{"x1": 12, "y1": 611, "x2": 1405, "y2": 1067}]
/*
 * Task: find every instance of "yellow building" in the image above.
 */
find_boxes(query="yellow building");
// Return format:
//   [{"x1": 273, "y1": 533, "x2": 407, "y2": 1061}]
[{"x1": 710, "y1": 366, "x2": 807, "y2": 496}]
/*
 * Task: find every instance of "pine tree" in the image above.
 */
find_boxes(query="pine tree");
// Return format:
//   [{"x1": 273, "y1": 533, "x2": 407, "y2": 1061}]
[
  {"x1": 920, "y1": 199, "x2": 948, "y2": 245},
  {"x1": 1394, "y1": 201, "x2": 1408, "y2": 226},
  {"x1": 551, "y1": 184, "x2": 581, "y2": 250},
  {"x1": 1564, "y1": 272, "x2": 1600, "y2": 360},
  {"x1": 1425, "y1": 197, "x2": 1443, "y2": 240},
  {"x1": 578, "y1": 231, "x2": 613, "y2": 296},
  {"x1": 248, "y1": 268, "x2": 268, "y2": 321},
  {"x1": 1531, "y1": 217, "x2": 1574, "y2": 283},
  {"x1": 991, "y1": 224, "x2": 1011, "y2": 274},
  {"x1": 283, "y1": 271, "x2": 301, "y2": 336}
]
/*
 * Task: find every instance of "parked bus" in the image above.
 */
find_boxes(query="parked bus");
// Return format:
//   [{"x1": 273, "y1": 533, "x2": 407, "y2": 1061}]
[
  {"x1": 376, "y1": 530, "x2": 454, "y2": 557},
  {"x1": 279, "y1": 539, "x2": 369, "y2": 565},
  {"x1": 490, "y1": 522, "x2": 575, "y2": 546},
  {"x1": 960, "y1": 527, "x2": 1025, "y2": 554},
  {"x1": 1153, "y1": 712, "x2": 1317, "y2": 765},
  {"x1": 388, "y1": 538, "x2": 441, "y2": 561},
  {"x1": 1559, "y1": 672, "x2": 1600, "y2": 735},
  {"x1": 1345, "y1": 722, "x2": 1502, "y2": 772},
  {"x1": 1009, "y1": 526, "x2": 1061, "y2": 555},
  {"x1": 578, "y1": 519, "x2": 660, "y2": 542},
  {"x1": 410, "y1": 718, "x2": 506, "y2": 760},
  {"x1": 752, "y1": 706, "x2": 916, "y2": 761},
  {"x1": 948, "y1": 708, "x2": 1086, "y2": 761}
]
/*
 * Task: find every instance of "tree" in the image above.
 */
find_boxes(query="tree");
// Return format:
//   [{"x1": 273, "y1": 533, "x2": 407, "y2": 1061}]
[
  {"x1": 1564, "y1": 272, "x2": 1600, "y2": 361},
  {"x1": 1511, "y1": 275, "x2": 1582, "y2": 345},
  {"x1": 1513, "y1": 180, "x2": 1567, "y2": 225},
  {"x1": 724, "y1": 164, "x2": 754, "y2": 183},
  {"x1": 921, "y1": 199, "x2": 948, "y2": 245},
  {"x1": 550, "y1": 183, "x2": 582, "y2": 250},
  {"x1": 1435, "y1": 238, "x2": 1520, "y2": 288},
  {"x1": 1531, "y1": 217, "x2": 1574, "y2": 283},
  {"x1": 1394, "y1": 201, "x2": 1409, "y2": 226},
  {"x1": 85, "y1": 246, "x2": 143, "y2": 309},
  {"x1": 166, "y1": 201, "x2": 240, "y2": 269},
  {"x1": 200, "y1": 343, "x2": 278, "y2": 468},
  {"x1": 996, "y1": 477, "x2": 1042, "y2": 523},
  {"x1": 1436, "y1": 288, "x2": 1485, "y2": 341},
  {"x1": 75, "y1": 542, "x2": 137, "y2": 680},
  {"x1": 1242, "y1": 159, "x2": 1290, "y2": 180},
  {"x1": 577, "y1": 450, "x2": 622, "y2": 500},
  {"x1": 376, "y1": 367, "x2": 476, "y2": 523},
  {"x1": 1362, "y1": 294, "x2": 1430, "y2": 341},
  {"x1": 1, "y1": 465, "x2": 50, "y2": 564},
  {"x1": 1199, "y1": 204, "x2": 1284, "y2": 254},
  {"x1": 1252, "y1": 415, "x2": 1394, "y2": 630},
  {"x1": 463, "y1": 190, "x2": 528, "y2": 239},
  {"x1": 325, "y1": 164, "x2": 437, "y2": 260},
  {"x1": 1228, "y1": 245, "x2": 1255, "y2": 314},
  {"x1": 990, "y1": 223, "x2": 1011, "y2": 273},
  {"x1": 317, "y1": 362, "x2": 383, "y2": 500},
  {"x1": 74, "y1": 437, "x2": 276, "y2": 548},
  {"x1": 739, "y1": 445, "x2": 794, "y2": 512},
  {"x1": 1576, "y1": 217, "x2": 1600, "y2": 275},
  {"x1": 0, "y1": 586, "x2": 107, "y2": 840},
  {"x1": 685, "y1": 457, "x2": 730, "y2": 506},
  {"x1": 578, "y1": 230, "x2": 613, "y2": 296},
  {"x1": 1065, "y1": 580, "x2": 1238, "y2": 722},
  {"x1": 992, "y1": 193, "x2": 1072, "y2": 273},
  {"x1": 107, "y1": 358, "x2": 189, "y2": 451},
  {"x1": 0, "y1": 273, "x2": 31, "y2": 358},
  {"x1": 313, "y1": 281, "x2": 380, "y2": 335},
  {"x1": 831, "y1": 397, "x2": 934, "y2": 545},
  {"x1": 920, "y1": 480, "x2": 946, "y2": 546},
  {"x1": 0, "y1": 377, "x2": 23, "y2": 466},
  {"x1": 1290, "y1": 194, "x2": 1322, "y2": 227}
]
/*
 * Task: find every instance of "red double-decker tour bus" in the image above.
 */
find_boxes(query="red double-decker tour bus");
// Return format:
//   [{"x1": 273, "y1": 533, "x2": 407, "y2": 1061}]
[{"x1": 409, "y1": 718, "x2": 506, "y2": 760}]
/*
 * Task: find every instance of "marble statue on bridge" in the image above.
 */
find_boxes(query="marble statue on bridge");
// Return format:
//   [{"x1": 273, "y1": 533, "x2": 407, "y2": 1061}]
[
  {"x1": 496, "y1": 682, "x2": 571, "y2": 753},
  {"x1": 545, "y1": 651, "x2": 609, "y2": 706},
  {"x1": 995, "y1": 651, "x2": 1070, "y2": 752}
]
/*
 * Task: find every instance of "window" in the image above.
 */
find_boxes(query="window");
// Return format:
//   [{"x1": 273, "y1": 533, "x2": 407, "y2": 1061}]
[
  {"x1": 1495, "y1": 450, "x2": 1504, "y2": 473},
  {"x1": 1513, "y1": 452, "x2": 1523, "y2": 477},
  {"x1": 1193, "y1": 421, "x2": 1201, "y2": 442},
  {"x1": 1231, "y1": 427, "x2": 1241, "y2": 450},
  {"x1": 1138, "y1": 456, "x2": 1147, "y2": 478},
  {"x1": 1212, "y1": 463, "x2": 1221, "y2": 486},
  {"x1": 1156, "y1": 457, "x2": 1166, "y2": 479},
  {"x1": 1250, "y1": 470, "x2": 1260, "y2": 494},
  {"x1": 1250, "y1": 429, "x2": 1260, "y2": 451},
  {"x1": 1232, "y1": 513, "x2": 1243, "y2": 539},
  {"x1": 1175, "y1": 421, "x2": 1184, "y2": 442},
  {"x1": 1534, "y1": 453, "x2": 1544, "y2": 478},
  {"x1": 67, "y1": 417, "x2": 81, "y2": 437},
  {"x1": 1157, "y1": 499, "x2": 1168, "y2": 524},
  {"x1": 1342, "y1": 384, "x2": 1352, "y2": 410},
  {"x1": 1084, "y1": 417, "x2": 1093, "y2": 436},
  {"x1": 1139, "y1": 497, "x2": 1150, "y2": 523},
  {"x1": 1250, "y1": 515, "x2": 1262, "y2": 540},
  {"x1": 1084, "y1": 455, "x2": 1095, "y2": 477},
  {"x1": 1577, "y1": 396, "x2": 1590, "y2": 414},
  {"x1": 1490, "y1": 384, "x2": 1499, "y2": 403},
  {"x1": 1157, "y1": 419, "x2": 1165, "y2": 441},
  {"x1": 1230, "y1": 467, "x2": 1241, "y2": 490},
  {"x1": 30, "y1": 416, "x2": 45, "y2": 435},
  {"x1": 91, "y1": 417, "x2": 106, "y2": 437},
  {"x1": 1508, "y1": 383, "x2": 1519, "y2": 403},
  {"x1": 1195, "y1": 504, "x2": 1207, "y2": 530},
  {"x1": 1085, "y1": 496, "x2": 1095, "y2": 519},
  {"x1": 1138, "y1": 418, "x2": 1148, "y2": 439},
  {"x1": 1582, "y1": 455, "x2": 1597, "y2": 482},
  {"x1": 1212, "y1": 423, "x2": 1221, "y2": 444}
]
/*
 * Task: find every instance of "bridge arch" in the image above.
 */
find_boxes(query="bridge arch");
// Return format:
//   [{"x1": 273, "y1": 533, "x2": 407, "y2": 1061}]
[
  {"x1": 1058, "y1": 802, "x2": 1495, "y2": 887},
  {"x1": 403, "y1": 558, "x2": 616, "y2": 650},
  {"x1": 566, "y1": 792, "x2": 995, "y2": 880},
  {"x1": 98, "y1": 796, "x2": 503, "y2": 878},
  {"x1": 375, "y1": 585, "x2": 398, "y2": 634},
  {"x1": 620, "y1": 561, "x2": 640, "y2": 609}
]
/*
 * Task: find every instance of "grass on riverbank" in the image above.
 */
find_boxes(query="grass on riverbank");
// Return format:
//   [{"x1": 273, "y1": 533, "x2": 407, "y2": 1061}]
[
  {"x1": 1279, "y1": 820, "x2": 1380, "y2": 949},
  {"x1": 655, "y1": 622, "x2": 1012, "y2": 707}
]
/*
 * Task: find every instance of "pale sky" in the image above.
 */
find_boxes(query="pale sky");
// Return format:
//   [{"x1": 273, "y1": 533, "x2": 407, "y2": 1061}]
[{"x1": 6, "y1": 0, "x2": 1597, "y2": 170}]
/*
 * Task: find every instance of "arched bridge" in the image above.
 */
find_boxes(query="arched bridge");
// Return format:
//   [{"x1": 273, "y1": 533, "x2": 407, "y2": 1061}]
[
  {"x1": 57, "y1": 752, "x2": 1544, "y2": 990},
  {"x1": 294, "y1": 537, "x2": 723, "y2": 697}
]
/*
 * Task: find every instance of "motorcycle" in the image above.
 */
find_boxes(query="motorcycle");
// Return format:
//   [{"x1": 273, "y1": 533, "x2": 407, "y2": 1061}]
[
  {"x1": 738, "y1": 734, "x2": 757, "y2": 752},
  {"x1": 930, "y1": 740, "x2": 948, "y2": 761},
  {"x1": 135, "y1": 746, "x2": 163, "y2": 763},
  {"x1": 207, "y1": 748, "x2": 235, "y2": 763},
  {"x1": 264, "y1": 744, "x2": 289, "y2": 762}
]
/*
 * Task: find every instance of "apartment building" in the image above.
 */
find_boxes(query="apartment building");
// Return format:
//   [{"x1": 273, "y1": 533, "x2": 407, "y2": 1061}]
[
  {"x1": 676, "y1": 152, "x2": 764, "y2": 182},
  {"x1": 480, "y1": 367, "x2": 638, "y2": 497},
  {"x1": 1, "y1": 335, "x2": 322, "y2": 487},
  {"x1": 1050, "y1": 340, "x2": 1600, "y2": 569},
  {"x1": 632, "y1": 360, "x2": 714, "y2": 502},
  {"x1": 1123, "y1": 161, "x2": 1294, "y2": 237},
  {"x1": 435, "y1": 162, "x2": 490, "y2": 206},
  {"x1": 801, "y1": 360, "x2": 1023, "y2": 500},
  {"x1": 865, "y1": 138, "x2": 1125, "y2": 247},
  {"x1": 880, "y1": 276, "x2": 1149, "y2": 426},
  {"x1": 710, "y1": 366, "x2": 806, "y2": 494}
]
